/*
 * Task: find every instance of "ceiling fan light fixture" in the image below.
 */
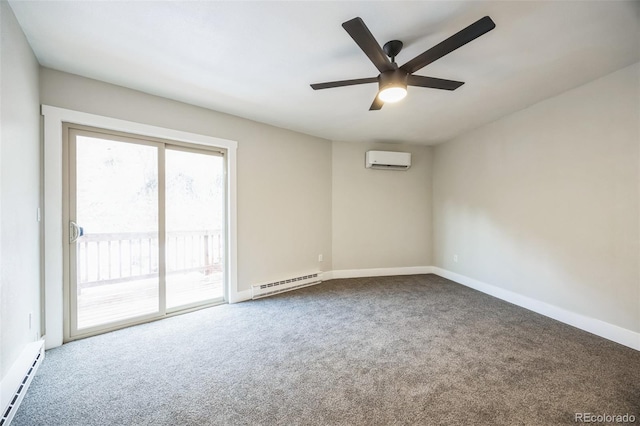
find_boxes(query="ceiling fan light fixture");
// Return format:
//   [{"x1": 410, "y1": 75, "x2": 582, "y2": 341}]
[
  {"x1": 378, "y1": 86, "x2": 407, "y2": 103},
  {"x1": 378, "y1": 69, "x2": 408, "y2": 103}
]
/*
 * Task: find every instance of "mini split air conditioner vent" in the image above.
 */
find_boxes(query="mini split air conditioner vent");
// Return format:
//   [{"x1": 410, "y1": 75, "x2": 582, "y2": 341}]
[{"x1": 365, "y1": 151, "x2": 411, "y2": 170}]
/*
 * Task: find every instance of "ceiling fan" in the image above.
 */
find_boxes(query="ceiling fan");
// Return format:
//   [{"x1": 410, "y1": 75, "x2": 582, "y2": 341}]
[{"x1": 311, "y1": 16, "x2": 496, "y2": 110}]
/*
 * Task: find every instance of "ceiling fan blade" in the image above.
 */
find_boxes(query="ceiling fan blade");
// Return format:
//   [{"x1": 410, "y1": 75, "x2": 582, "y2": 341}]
[
  {"x1": 342, "y1": 17, "x2": 394, "y2": 73},
  {"x1": 401, "y1": 16, "x2": 495, "y2": 74},
  {"x1": 310, "y1": 77, "x2": 378, "y2": 90},
  {"x1": 407, "y1": 75, "x2": 465, "y2": 90},
  {"x1": 369, "y1": 95, "x2": 384, "y2": 110}
]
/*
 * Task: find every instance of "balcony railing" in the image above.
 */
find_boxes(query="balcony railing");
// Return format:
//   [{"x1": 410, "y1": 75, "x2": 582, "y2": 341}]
[{"x1": 77, "y1": 230, "x2": 223, "y2": 290}]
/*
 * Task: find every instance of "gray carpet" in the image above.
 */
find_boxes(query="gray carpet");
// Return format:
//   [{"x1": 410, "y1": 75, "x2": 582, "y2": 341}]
[{"x1": 13, "y1": 274, "x2": 640, "y2": 425}]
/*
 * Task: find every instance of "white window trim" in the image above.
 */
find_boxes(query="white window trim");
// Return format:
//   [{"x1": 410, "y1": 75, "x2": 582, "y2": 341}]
[{"x1": 42, "y1": 105, "x2": 239, "y2": 349}]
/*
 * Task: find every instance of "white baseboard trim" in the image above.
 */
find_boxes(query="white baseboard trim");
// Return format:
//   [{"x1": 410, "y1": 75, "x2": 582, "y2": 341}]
[
  {"x1": 431, "y1": 267, "x2": 640, "y2": 351},
  {"x1": 1, "y1": 340, "x2": 45, "y2": 425},
  {"x1": 330, "y1": 266, "x2": 433, "y2": 280}
]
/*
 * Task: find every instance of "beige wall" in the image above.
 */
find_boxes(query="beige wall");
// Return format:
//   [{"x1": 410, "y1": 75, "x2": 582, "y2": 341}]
[
  {"x1": 1, "y1": 0, "x2": 42, "y2": 378},
  {"x1": 432, "y1": 63, "x2": 640, "y2": 332},
  {"x1": 40, "y1": 68, "x2": 332, "y2": 292},
  {"x1": 332, "y1": 141, "x2": 432, "y2": 271}
]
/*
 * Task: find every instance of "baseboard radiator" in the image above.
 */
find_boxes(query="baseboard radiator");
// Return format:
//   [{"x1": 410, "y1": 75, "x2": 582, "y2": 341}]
[
  {"x1": 1, "y1": 344, "x2": 44, "y2": 426},
  {"x1": 252, "y1": 272, "x2": 323, "y2": 299}
]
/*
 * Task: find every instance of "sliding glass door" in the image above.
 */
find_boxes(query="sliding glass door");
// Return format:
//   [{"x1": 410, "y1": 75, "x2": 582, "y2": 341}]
[
  {"x1": 66, "y1": 126, "x2": 225, "y2": 339},
  {"x1": 165, "y1": 147, "x2": 225, "y2": 310}
]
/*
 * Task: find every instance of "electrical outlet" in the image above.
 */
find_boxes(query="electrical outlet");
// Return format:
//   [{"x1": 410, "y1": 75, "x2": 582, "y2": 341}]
[
  {"x1": 318, "y1": 254, "x2": 323, "y2": 262},
  {"x1": 453, "y1": 254, "x2": 459, "y2": 263}
]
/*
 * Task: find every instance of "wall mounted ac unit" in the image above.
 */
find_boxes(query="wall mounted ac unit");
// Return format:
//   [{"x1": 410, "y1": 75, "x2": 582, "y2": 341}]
[{"x1": 365, "y1": 151, "x2": 411, "y2": 170}]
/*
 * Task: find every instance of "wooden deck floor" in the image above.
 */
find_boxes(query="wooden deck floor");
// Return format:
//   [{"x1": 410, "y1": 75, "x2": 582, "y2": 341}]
[{"x1": 77, "y1": 272, "x2": 223, "y2": 329}]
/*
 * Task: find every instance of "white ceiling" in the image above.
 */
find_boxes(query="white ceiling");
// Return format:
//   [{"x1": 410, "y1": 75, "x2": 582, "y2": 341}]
[{"x1": 8, "y1": 1, "x2": 640, "y2": 145}]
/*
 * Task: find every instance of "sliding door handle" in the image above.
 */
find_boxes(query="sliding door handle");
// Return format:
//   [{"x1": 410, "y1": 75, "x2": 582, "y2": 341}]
[{"x1": 69, "y1": 221, "x2": 84, "y2": 243}]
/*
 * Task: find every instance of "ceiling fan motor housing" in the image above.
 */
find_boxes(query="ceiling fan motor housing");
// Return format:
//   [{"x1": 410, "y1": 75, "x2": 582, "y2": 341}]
[{"x1": 379, "y1": 69, "x2": 408, "y2": 92}]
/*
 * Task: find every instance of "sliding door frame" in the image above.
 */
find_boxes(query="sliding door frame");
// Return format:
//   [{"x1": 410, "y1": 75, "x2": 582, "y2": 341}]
[
  {"x1": 63, "y1": 123, "x2": 229, "y2": 341},
  {"x1": 43, "y1": 105, "x2": 238, "y2": 348}
]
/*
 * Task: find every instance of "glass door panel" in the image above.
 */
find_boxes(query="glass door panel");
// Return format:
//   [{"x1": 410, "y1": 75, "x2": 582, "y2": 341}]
[
  {"x1": 165, "y1": 148, "x2": 225, "y2": 309},
  {"x1": 72, "y1": 132, "x2": 160, "y2": 330}
]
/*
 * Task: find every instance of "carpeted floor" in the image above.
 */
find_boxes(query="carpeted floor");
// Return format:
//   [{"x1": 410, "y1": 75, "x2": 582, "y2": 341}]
[{"x1": 13, "y1": 274, "x2": 640, "y2": 425}]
